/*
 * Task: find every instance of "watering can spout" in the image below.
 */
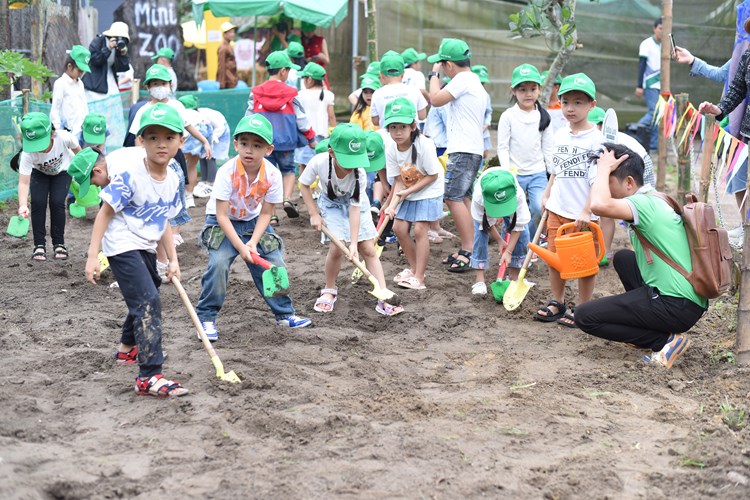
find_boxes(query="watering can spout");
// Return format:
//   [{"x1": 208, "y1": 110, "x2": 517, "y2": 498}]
[{"x1": 527, "y1": 243, "x2": 562, "y2": 272}]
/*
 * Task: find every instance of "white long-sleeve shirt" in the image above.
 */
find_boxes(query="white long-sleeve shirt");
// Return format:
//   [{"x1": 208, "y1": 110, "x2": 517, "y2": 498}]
[
  {"x1": 50, "y1": 73, "x2": 88, "y2": 136},
  {"x1": 496, "y1": 103, "x2": 554, "y2": 176}
]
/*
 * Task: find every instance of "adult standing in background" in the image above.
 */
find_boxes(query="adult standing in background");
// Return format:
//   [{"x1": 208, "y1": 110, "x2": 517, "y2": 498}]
[
  {"x1": 217, "y1": 22, "x2": 238, "y2": 89},
  {"x1": 82, "y1": 21, "x2": 131, "y2": 101},
  {"x1": 301, "y1": 22, "x2": 330, "y2": 88},
  {"x1": 635, "y1": 18, "x2": 662, "y2": 151}
]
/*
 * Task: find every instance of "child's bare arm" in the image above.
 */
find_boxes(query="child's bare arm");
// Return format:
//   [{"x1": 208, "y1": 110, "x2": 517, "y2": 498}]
[
  {"x1": 158, "y1": 225, "x2": 181, "y2": 280},
  {"x1": 541, "y1": 174, "x2": 555, "y2": 211},
  {"x1": 299, "y1": 183, "x2": 322, "y2": 230},
  {"x1": 85, "y1": 202, "x2": 115, "y2": 283},
  {"x1": 396, "y1": 173, "x2": 437, "y2": 199},
  {"x1": 348, "y1": 204, "x2": 361, "y2": 261},
  {"x1": 185, "y1": 124, "x2": 213, "y2": 160},
  {"x1": 385, "y1": 177, "x2": 405, "y2": 217}
]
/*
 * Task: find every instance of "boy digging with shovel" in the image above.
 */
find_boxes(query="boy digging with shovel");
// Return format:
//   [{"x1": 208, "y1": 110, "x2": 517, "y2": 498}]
[
  {"x1": 84, "y1": 103, "x2": 188, "y2": 398},
  {"x1": 194, "y1": 114, "x2": 311, "y2": 342}
]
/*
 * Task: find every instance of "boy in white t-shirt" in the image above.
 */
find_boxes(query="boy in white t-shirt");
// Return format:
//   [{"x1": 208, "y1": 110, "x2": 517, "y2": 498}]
[
  {"x1": 369, "y1": 51, "x2": 428, "y2": 128},
  {"x1": 537, "y1": 73, "x2": 604, "y2": 328},
  {"x1": 427, "y1": 38, "x2": 486, "y2": 272},
  {"x1": 635, "y1": 18, "x2": 662, "y2": 151},
  {"x1": 401, "y1": 47, "x2": 428, "y2": 98},
  {"x1": 84, "y1": 104, "x2": 188, "y2": 398},
  {"x1": 195, "y1": 115, "x2": 311, "y2": 341}
]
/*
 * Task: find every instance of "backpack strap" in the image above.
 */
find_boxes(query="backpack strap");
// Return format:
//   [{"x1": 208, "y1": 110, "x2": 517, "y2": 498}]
[{"x1": 631, "y1": 191, "x2": 692, "y2": 281}]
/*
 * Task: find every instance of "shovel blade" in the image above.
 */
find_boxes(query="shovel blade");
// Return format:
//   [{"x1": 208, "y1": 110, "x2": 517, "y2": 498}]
[
  {"x1": 262, "y1": 266, "x2": 290, "y2": 297},
  {"x1": 503, "y1": 279, "x2": 534, "y2": 311},
  {"x1": 6, "y1": 215, "x2": 29, "y2": 238},
  {"x1": 490, "y1": 280, "x2": 510, "y2": 303},
  {"x1": 221, "y1": 370, "x2": 242, "y2": 384},
  {"x1": 69, "y1": 202, "x2": 86, "y2": 219}
]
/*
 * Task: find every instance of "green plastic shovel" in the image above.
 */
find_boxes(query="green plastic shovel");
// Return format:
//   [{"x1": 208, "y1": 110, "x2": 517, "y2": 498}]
[
  {"x1": 249, "y1": 252, "x2": 290, "y2": 298},
  {"x1": 6, "y1": 215, "x2": 29, "y2": 238},
  {"x1": 69, "y1": 202, "x2": 87, "y2": 218}
]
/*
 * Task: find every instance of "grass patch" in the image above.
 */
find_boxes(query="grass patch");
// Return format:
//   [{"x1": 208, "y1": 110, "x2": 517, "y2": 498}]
[
  {"x1": 679, "y1": 456, "x2": 707, "y2": 469},
  {"x1": 721, "y1": 397, "x2": 746, "y2": 431}
]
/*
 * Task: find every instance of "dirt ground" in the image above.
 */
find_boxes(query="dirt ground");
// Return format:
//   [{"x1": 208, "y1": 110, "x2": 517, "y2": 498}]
[{"x1": 1, "y1": 193, "x2": 749, "y2": 499}]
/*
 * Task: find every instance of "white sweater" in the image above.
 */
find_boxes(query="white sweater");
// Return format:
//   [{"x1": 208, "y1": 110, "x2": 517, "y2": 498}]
[{"x1": 496, "y1": 104, "x2": 555, "y2": 176}]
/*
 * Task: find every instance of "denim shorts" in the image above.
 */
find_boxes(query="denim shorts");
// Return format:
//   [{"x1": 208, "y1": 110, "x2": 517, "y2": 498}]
[
  {"x1": 318, "y1": 194, "x2": 378, "y2": 242},
  {"x1": 267, "y1": 149, "x2": 296, "y2": 175},
  {"x1": 395, "y1": 196, "x2": 443, "y2": 222},
  {"x1": 444, "y1": 152, "x2": 483, "y2": 201}
]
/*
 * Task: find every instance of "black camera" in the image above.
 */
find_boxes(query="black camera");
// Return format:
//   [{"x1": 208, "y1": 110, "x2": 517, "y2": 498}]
[{"x1": 116, "y1": 37, "x2": 128, "y2": 52}]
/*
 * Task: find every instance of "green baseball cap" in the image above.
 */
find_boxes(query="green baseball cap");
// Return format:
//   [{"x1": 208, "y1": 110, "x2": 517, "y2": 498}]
[
  {"x1": 380, "y1": 50, "x2": 405, "y2": 77},
  {"x1": 287, "y1": 41, "x2": 305, "y2": 59},
  {"x1": 144, "y1": 64, "x2": 173, "y2": 84},
  {"x1": 588, "y1": 106, "x2": 606, "y2": 125},
  {"x1": 383, "y1": 97, "x2": 416, "y2": 128},
  {"x1": 68, "y1": 147, "x2": 101, "y2": 198},
  {"x1": 69, "y1": 45, "x2": 91, "y2": 72},
  {"x1": 558, "y1": 73, "x2": 596, "y2": 100},
  {"x1": 329, "y1": 123, "x2": 368, "y2": 169},
  {"x1": 364, "y1": 131, "x2": 385, "y2": 173},
  {"x1": 471, "y1": 64, "x2": 489, "y2": 83},
  {"x1": 427, "y1": 38, "x2": 471, "y2": 63},
  {"x1": 401, "y1": 48, "x2": 426, "y2": 65},
  {"x1": 151, "y1": 47, "x2": 175, "y2": 61},
  {"x1": 265, "y1": 51, "x2": 300, "y2": 70},
  {"x1": 314, "y1": 138, "x2": 330, "y2": 154},
  {"x1": 364, "y1": 61, "x2": 380, "y2": 76},
  {"x1": 81, "y1": 113, "x2": 107, "y2": 144},
  {"x1": 480, "y1": 168, "x2": 517, "y2": 218},
  {"x1": 360, "y1": 75, "x2": 381, "y2": 91},
  {"x1": 178, "y1": 95, "x2": 198, "y2": 110},
  {"x1": 20, "y1": 112, "x2": 52, "y2": 153},
  {"x1": 234, "y1": 114, "x2": 273, "y2": 144},
  {"x1": 511, "y1": 64, "x2": 543, "y2": 88},
  {"x1": 298, "y1": 61, "x2": 326, "y2": 80},
  {"x1": 542, "y1": 70, "x2": 563, "y2": 86},
  {"x1": 137, "y1": 103, "x2": 184, "y2": 136}
]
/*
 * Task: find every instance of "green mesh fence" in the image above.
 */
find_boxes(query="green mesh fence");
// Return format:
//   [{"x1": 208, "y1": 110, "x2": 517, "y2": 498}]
[{"x1": 0, "y1": 89, "x2": 251, "y2": 201}]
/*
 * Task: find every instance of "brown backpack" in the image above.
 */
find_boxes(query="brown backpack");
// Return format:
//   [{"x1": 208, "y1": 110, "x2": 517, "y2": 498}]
[{"x1": 631, "y1": 192, "x2": 733, "y2": 299}]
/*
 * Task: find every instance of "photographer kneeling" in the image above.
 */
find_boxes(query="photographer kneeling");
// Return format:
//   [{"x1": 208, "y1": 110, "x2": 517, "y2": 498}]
[{"x1": 83, "y1": 21, "x2": 131, "y2": 100}]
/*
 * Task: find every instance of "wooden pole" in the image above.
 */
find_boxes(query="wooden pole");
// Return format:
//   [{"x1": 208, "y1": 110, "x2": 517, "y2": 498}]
[
  {"x1": 22, "y1": 89, "x2": 30, "y2": 114},
  {"x1": 739, "y1": 157, "x2": 750, "y2": 365},
  {"x1": 675, "y1": 93, "x2": 690, "y2": 205},
  {"x1": 131, "y1": 79, "x2": 140, "y2": 105},
  {"x1": 699, "y1": 115, "x2": 715, "y2": 202},
  {"x1": 656, "y1": 0, "x2": 672, "y2": 192},
  {"x1": 366, "y1": 0, "x2": 378, "y2": 64}
]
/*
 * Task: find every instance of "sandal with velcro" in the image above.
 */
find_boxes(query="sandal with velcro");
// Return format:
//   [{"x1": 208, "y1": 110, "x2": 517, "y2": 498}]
[
  {"x1": 115, "y1": 346, "x2": 138, "y2": 365},
  {"x1": 447, "y1": 249, "x2": 472, "y2": 273},
  {"x1": 53, "y1": 245, "x2": 69, "y2": 260},
  {"x1": 134, "y1": 374, "x2": 189, "y2": 398},
  {"x1": 534, "y1": 300, "x2": 567, "y2": 323}
]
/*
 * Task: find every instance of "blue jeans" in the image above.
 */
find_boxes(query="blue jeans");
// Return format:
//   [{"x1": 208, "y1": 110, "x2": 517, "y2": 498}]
[
  {"x1": 108, "y1": 250, "x2": 164, "y2": 378},
  {"x1": 470, "y1": 218, "x2": 529, "y2": 270},
  {"x1": 195, "y1": 215, "x2": 296, "y2": 322},
  {"x1": 267, "y1": 149, "x2": 296, "y2": 175},
  {"x1": 637, "y1": 88, "x2": 660, "y2": 150},
  {"x1": 516, "y1": 171, "x2": 547, "y2": 239}
]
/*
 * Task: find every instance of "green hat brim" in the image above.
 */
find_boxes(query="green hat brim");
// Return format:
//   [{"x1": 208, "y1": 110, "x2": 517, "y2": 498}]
[
  {"x1": 558, "y1": 81, "x2": 596, "y2": 100},
  {"x1": 138, "y1": 122, "x2": 183, "y2": 136},
  {"x1": 82, "y1": 130, "x2": 106, "y2": 145},
  {"x1": 512, "y1": 75, "x2": 543, "y2": 88},
  {"x1": 22, "y1": 133, "x2": 50, "y2": 153},
  {"x1": 382, "y1": 115, "x2": 413, "y2": 128},
  {"x1": 74, "y1": 59, "x2": 91, "y2": 72},
  {"x1": 331, "y1": 150, "x2": 369, "y2": 170},
  {"x1": 484, "y1": 195, "x2": 517, "y2": 219},
  {"x1": 364, "y1": 155, "x2": 385, "y2": 173},
  {"x1": 426, "y1": 53, "x2": 442, "y2": 63}
]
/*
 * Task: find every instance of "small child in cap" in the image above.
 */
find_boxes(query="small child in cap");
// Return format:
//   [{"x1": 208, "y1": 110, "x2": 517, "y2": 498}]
[
  {"x1": 50, "y1": 45, "x2": 90, "y2": 137},
  {"x1": 299, "y1": 124, "x2": 404, "y2": 316}
]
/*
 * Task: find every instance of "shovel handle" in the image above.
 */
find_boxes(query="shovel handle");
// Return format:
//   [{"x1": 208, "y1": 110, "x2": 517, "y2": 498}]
[
  {"x1": 249, "y1": 252, "x2": 273, "y2": 270},
  {"x1": 172, "y1": 277, "x2": 218, "y2": 359},
  {"x1": 375, "y1": 195, "x2": 399, "y2": 239},
  {"x1": 497, "y1": 232, "x2": 511, "y2": 280},
  {"x1": 520, "y1": 210, "x2": 549, "y2": 272},
  {"x1": 321, "y1": 226, "x2": 373, "y2": 279}
]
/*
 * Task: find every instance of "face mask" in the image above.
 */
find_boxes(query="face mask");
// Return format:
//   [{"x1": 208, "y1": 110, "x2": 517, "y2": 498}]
[{"x1": 149, "y1": 86, "x2": 170, "y2": 100}]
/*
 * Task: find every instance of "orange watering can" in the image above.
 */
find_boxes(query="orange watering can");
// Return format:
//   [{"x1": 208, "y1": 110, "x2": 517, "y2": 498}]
[{"x1": 528, "y1": 222, "x2": 605, "y2": 279}]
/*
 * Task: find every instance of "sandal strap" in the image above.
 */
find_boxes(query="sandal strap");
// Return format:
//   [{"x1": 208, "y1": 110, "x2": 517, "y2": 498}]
[
  {"x1": 458, "y1": 249, "x2": 472, "y2": 258},
  {"x1": 137, "y1": 374, "x2": 185, "y2": 397},
  {"x1": 319, "y1": 288, "x2": 338, "y2": 296}
]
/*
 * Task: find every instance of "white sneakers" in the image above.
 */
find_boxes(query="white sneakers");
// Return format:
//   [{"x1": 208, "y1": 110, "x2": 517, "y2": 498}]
[
  {"x1": 472, "y1": 281, "x2": 488, "y2": 296},
  {"x1": 185, "y1": 192, "x2": 196, "y2": 208},
  {"x1": 193, "y1": 181, "x2": 213, "y2": 198}
]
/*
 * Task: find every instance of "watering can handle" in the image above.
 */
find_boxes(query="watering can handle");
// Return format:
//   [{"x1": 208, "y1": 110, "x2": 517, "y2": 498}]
[
  {"x1": 249, "y1": 252, "x2": 272, "y2": 270},
  {"x1": 555, "y1": 222, "x2": 579, "y2": 238},
  {"x1": 588, "y1": 222, "x2": 606, "y2": 263}
]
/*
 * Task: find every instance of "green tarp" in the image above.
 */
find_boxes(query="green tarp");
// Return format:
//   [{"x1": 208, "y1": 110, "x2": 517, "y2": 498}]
[{"x1": 191, "y1": 0, "x2": 348, "y2": 28}]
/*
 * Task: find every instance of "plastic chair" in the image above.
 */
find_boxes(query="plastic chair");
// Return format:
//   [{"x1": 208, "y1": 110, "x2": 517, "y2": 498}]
[{"x1": 197, "y1": 80, "x2": 220, "y2": 92}]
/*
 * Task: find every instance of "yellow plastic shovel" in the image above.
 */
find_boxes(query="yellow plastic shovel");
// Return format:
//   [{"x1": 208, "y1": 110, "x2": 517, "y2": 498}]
[
  {"x1": 322, "y1": 226, "x2": 401, "y2": 305},
  {"x1": 503, "y1": 211, "x2": 548, "y2": 311},
  {"x1": 172, "y1": 277, "x2": 241, "y2": 384}
]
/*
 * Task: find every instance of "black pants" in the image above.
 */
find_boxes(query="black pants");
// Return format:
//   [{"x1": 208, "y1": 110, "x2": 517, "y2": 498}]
[
  {"x1": 30, "y1": 169, "x2": 71, "y2": 248},
  {"x1": 108, "y1": 250, "x2": 164, "y2": 378},
  {"x1": 575, "y1": 250, "x2": 706, "y2": 351},
  {"x1": 200, "y1": 158, "x2": 217, "y2": 183}
]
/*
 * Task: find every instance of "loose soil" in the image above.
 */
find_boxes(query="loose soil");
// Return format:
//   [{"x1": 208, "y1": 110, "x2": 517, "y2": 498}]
[{"x1": 1, "y1": 196, "x2": 748, "y2": 499}]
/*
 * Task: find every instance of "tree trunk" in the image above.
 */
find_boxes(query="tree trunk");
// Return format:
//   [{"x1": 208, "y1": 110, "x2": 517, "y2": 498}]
[
  {"x1": 367, "y1": 0, "x2": 378, "y2": 65},
  {"x1": 540, "y1": 0, "x2": 577, "y2": 107},
  {"x1": 0, "y1": 0, "x2": 9, "y2": 101},
  {"x1": 656, "y1": 0, "x2": 672, "y2": 192},
  {"x1": 675, "y1": 93, "x2": 690, "y2": 206}
]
